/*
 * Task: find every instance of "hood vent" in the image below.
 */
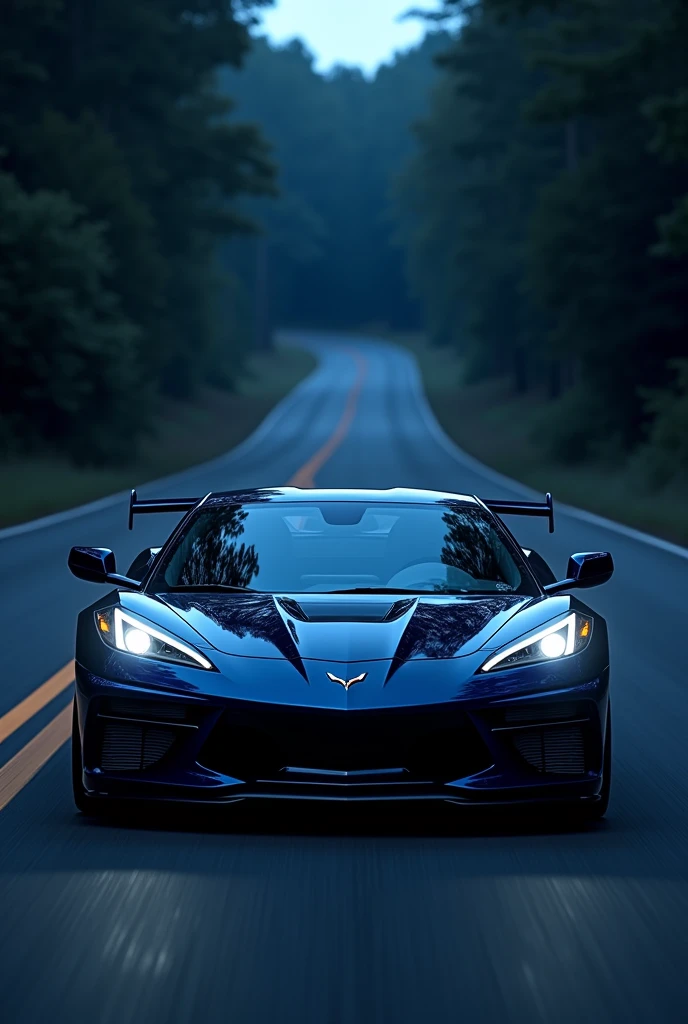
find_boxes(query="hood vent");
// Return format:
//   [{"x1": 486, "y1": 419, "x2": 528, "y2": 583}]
[
  {"x1": 277, "y1": 597, "x2": 414, "y2": 624},
  {"x1": 383, "y1": 598, "x2": 416, "y2": 622},
  {"x1": 277, "y1": 597, "x2": 309, "y2": 622}
]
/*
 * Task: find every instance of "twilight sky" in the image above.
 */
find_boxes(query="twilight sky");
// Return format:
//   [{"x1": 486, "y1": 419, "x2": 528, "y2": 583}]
[{"x1": 256, "y1": 0, "x2": 445, "y2": 75}]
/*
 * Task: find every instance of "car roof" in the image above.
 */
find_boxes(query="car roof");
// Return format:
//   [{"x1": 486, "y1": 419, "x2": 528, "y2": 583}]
[{"x1": 201, "y1": 487, "x2": 481, "y2": 507}]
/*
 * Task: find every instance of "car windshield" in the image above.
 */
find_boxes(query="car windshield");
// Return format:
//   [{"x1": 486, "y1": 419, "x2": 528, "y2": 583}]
[{"x1": 149, "y1": 501, "x2": 537, "y2": 596}]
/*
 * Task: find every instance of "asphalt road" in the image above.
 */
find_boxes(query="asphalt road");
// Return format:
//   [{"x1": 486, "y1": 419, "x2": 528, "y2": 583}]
[{"x1": 1, "y1": 333, "x2": 688, "y2": 1024}]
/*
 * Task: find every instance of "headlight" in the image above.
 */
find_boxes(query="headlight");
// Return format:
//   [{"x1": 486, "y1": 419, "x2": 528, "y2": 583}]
[
  {"x1": 480, "y1": 612, "x2": 592, "y2": 673},
  {"x1": 95, "y1": 607, "x2": 214, "y2": 670}
]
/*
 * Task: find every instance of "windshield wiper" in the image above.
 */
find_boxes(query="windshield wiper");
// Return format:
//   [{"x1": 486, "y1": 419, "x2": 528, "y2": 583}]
[
  {"x1": 166, "y1": 584, "x2": 260, "y2": 593},
  {"x1": 327, "y1": 587, "x2": 504, "y2": 596},
  {"x1": 327, "y1": 587, "x2": 446, "y2": 595}
]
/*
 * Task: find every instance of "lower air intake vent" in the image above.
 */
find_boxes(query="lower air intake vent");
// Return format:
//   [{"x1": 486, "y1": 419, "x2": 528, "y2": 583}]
[
  {"x1": 199, "y1": 705, "x2": 492, "y2": 783},
  {"x1": 504, "y1": 702, "x2": 583, "y2": 725},
  {"x1": 100, "y1": 721, "x2": 176, "y2": 772},
  {"x1": 103, "y1": 698, "x2": 190, "y2": 722},
  {"x1": 514, "y1": 725, "x2": 586, "y2": 775}
]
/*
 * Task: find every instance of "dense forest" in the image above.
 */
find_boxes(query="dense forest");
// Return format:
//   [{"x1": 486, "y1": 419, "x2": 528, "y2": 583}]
[
  {"x1": 398, "y1": 0, "x2": 688, "y2": 485},
  {"x1": 0, "y1": 0, "x2": 275, "y2": 463},
  {"x1": 0, "y1": 0, "x2": 444, "y2": 466},
  {"x1": 219, "y1": 30, "x2": 449, "y2": 332},
  {"x1": 2, "y1": 0, "x2": 687, "y2": 488}
]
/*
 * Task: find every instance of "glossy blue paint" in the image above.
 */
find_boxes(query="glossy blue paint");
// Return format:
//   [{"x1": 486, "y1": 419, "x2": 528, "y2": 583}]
[{"x1": 71, "y1": 487, "x2": 612, "y2": 810}]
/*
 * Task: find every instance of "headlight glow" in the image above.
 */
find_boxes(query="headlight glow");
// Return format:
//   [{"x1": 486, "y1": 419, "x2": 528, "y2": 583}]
[
  {"x1": 123, "y1": 627, "x2": 152, "y2": 655},
  {"x1": 480, "y1": 612, "x2": 592, "y2": 673},
  {"x1": 539, "y1": 632, "x2": 567, "y2": 659},
  {"x1": 95, "y1": 607, "x2": 214, "y2": 670}
]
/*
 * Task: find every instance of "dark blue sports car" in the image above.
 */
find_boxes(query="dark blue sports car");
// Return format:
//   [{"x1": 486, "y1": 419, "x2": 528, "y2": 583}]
[{"x1": 69, "y1": 487, "x2": 613, "y2": 819}]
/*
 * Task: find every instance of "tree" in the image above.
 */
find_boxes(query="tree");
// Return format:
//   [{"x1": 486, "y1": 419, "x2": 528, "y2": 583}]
[
  {"x1": 0, "y1": 171, "x2": 141, "y2": 461},
  {"x1": 221, "y1": 31, "x2": 450, "y2": 331},
  {"x1": 398, "y1": 0, "x2": 688, "y2": 476},
  {"x1": 0, "y1": 0, "x2": 277, "y2": 458},
  {"x1": 397, "y1": 6, "x2": 561, "y2": 387}
]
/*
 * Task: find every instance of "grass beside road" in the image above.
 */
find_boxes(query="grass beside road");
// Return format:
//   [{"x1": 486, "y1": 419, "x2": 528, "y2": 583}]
[
  {"x1": 0, "y1": 345, "x2": 316, "y2": 529},
  {"x1": 398, "y1": 335, "x2": 688, "y2": 548}
]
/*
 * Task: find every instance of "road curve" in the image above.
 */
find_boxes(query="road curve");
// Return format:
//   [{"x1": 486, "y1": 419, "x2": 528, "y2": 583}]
[{"x1": 1, "y1": 333, "x2": 688, "y2": 1024}]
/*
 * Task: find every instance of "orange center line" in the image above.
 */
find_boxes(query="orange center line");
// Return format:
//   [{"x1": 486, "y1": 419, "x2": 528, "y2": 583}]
[
  {"x1": 0, "y1": 345, "x2": 367, "y2": 811},
  {"x1": 288, "y1": 350, "x2": 368, "y2": 488},
  {"x1": 0, "y1": 661, "x2": 74, "y2": 746},
  {"x1": 0, "y1": 705, "x2": 72, "y2": 813}
]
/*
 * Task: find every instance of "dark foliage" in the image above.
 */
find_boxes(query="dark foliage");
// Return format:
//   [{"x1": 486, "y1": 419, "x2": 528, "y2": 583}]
[
  {"x1": 5, "y1": 0, "x2": 687, "y2": 486},
  {"x1": 220, "y1": 31, "x2": 451, "y2": 332},
  {"x1": 0, "y1": 0, "x2": 275, "y2": 462},
  {"x1": 398, "y1": 0, "x2": 688, "y2": 482}
]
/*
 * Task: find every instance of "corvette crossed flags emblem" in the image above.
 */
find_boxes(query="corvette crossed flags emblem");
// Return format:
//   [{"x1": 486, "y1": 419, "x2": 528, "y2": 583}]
[{"x1": 326, "y1": 671, "x2": 368, "y2": 691}]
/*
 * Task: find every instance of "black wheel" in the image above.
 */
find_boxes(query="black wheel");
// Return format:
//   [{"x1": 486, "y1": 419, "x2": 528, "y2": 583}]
[
  {"x1": 580, "y1": 700, "x2": 612, "y2": 821},
  {"x1": 71, "y1": 698, "x2": 102, "y2": 816}
]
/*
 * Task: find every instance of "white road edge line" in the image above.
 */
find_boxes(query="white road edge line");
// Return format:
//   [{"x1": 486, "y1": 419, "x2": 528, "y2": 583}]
[
  {"x1": 2, "y1": 335, "x2": 687, "y2": 563},
  {"x1": 399, "y1": 346, "x2": 688, "y2": 561},
  {"x1": 0, "y1": 353, "x2": 326, "y2": 542}
]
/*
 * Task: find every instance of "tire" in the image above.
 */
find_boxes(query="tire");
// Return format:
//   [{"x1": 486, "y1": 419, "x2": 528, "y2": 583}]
[
  {"x1": 71, "y1": 698, "x2": 102, "y2": 816},
  {"x1": 581, "y1": 700, "x2": 612, "y2": 821}
]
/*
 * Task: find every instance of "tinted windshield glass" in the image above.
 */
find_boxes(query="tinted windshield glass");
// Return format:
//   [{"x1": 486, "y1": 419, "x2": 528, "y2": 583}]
[{"x1": 150, "y1": 502, "x2": 537, "y2": 596}]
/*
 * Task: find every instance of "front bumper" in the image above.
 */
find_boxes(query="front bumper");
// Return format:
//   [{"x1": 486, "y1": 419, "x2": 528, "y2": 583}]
[{"x1": 75, "y1": 660, "x2": 610, "y2": 808}]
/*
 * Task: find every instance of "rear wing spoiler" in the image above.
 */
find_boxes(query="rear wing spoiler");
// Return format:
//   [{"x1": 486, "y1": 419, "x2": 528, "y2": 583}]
[
  {"x1": 128, "y1": 488, "x2": 204, "y2": 530},
  {"x1": 483, "y1": 492, "x2": 554, "y2": 533},
  {"x1": 128, "y1": 487, "x2": 554, "y2": 533}
]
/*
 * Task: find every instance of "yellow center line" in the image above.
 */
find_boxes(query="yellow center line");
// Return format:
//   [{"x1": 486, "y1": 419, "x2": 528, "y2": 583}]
[
  {"x1": 0, "y1": 661, "x2": 74, "y2": 745},
  {"x1": 0, "y1": 705, "x2": 73, "y2": 813},
  {"x1": 0, "y1": 346, "x2": 367, "y2": 812},
  {"x1": 288, "y1": 350, "x2": 368, "y2": 487}
]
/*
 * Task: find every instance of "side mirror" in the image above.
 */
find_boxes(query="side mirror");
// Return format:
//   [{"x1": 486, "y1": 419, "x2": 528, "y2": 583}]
[
  {"x1": 68, "y1": 547, "x2": 140, "y2": 589},
  {"x1": 68, "y1": 547, "x2": 116, "y2": 583},
  {"x1": 544, "y1": 551, "x2": 614, "y2": 595}
]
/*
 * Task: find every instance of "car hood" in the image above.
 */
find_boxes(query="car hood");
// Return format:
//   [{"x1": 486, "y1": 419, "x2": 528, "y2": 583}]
[{"x1": 155, "y1": 592, "x2": 531, "y2": 664}]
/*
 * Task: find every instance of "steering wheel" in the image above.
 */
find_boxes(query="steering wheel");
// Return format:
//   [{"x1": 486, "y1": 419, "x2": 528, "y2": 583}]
[
  {"x1": 394, "y1": 557, "x2": 445, "y2": 573},
  {"x1": 386, "y1": 561, "x2": 474, "y2": 590}
]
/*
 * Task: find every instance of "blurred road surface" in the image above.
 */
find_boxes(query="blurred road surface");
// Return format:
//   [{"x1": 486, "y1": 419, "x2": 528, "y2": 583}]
[{"x1": 1, "y1": 333, "x2": 687, "y2": 1023}]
